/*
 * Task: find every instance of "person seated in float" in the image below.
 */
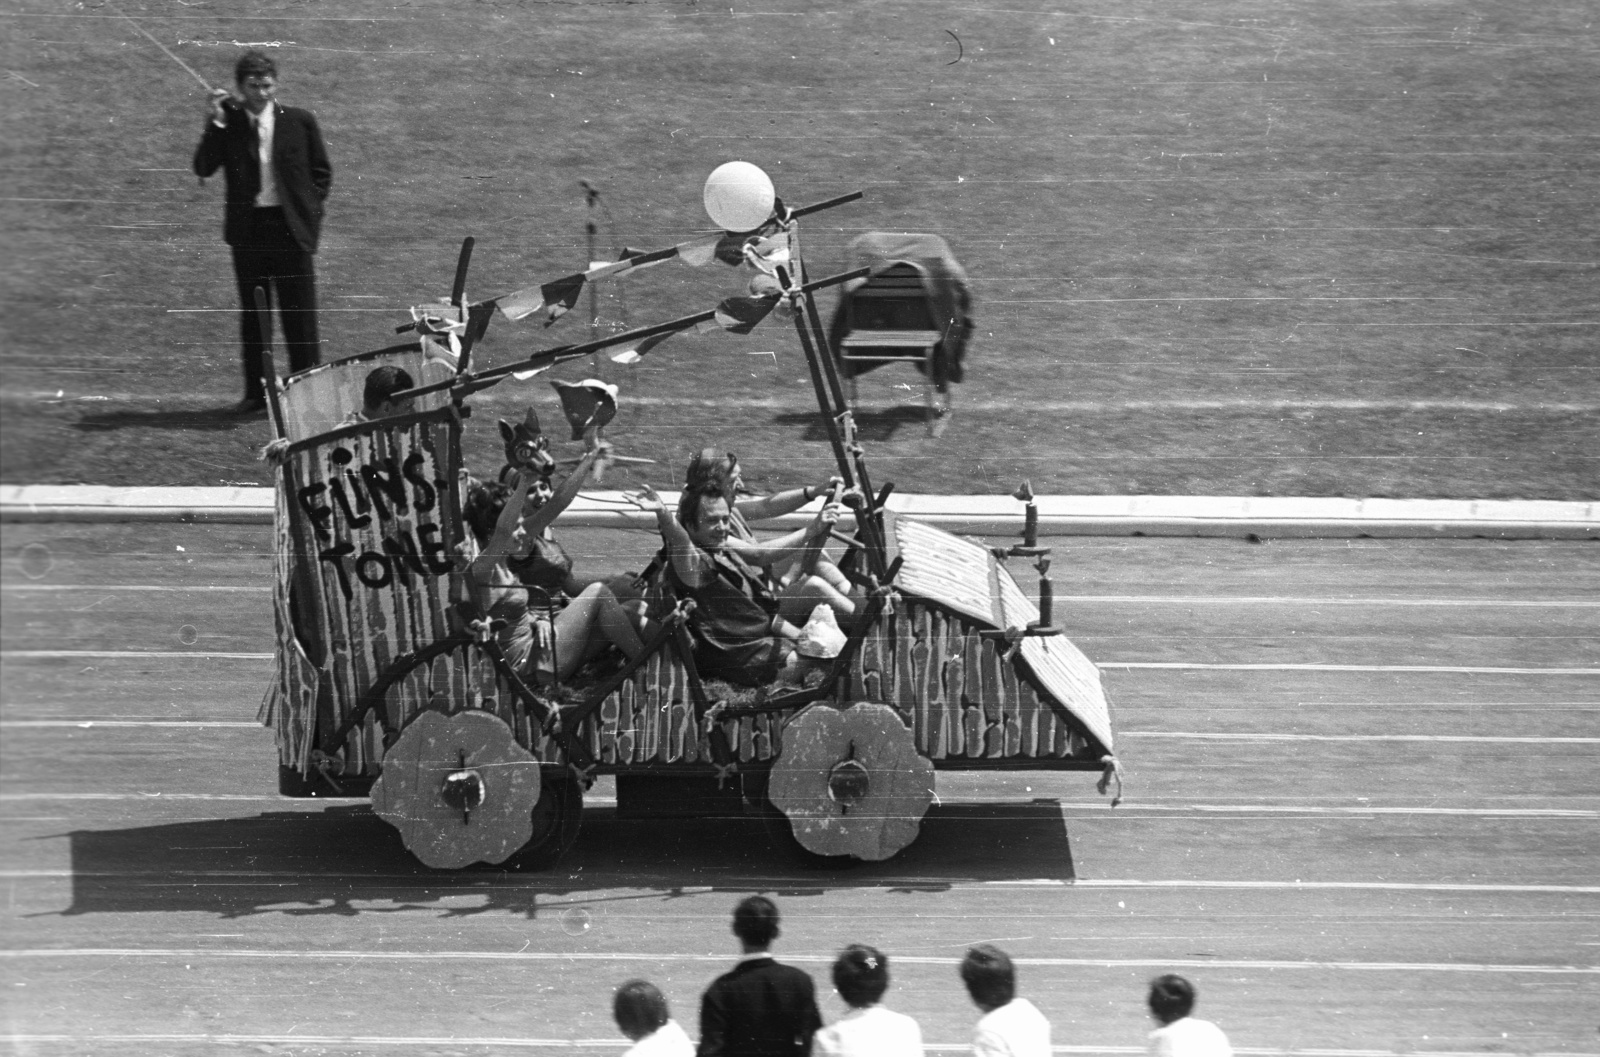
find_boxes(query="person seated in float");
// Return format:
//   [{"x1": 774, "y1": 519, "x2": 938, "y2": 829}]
[
  {"x1": 464, "y1": 449, "x2": 646, "y2": 685},
  {"x1": 627, "y1": 480, "x2": 844, "y2": 687},
  {"x1": 683, "y1": 448, "x2": 861, "y2": 627},
  {"x1": 341, "y1": 365, "x2": 416, "y2": 426},
  {"x1": 492, "y1": 405, "x2": 643, "y2": 614}
]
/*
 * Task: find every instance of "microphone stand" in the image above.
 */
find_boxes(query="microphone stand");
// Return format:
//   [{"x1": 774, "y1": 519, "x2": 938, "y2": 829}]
[{"x1": 580, "y1": 180, "x2": 602, "y2": 376}]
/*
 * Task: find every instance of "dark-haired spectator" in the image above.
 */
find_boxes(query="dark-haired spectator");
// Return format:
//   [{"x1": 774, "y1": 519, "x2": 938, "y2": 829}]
[
  {"x1": 958, "y1": 945, "x2": 1050, "y2": 1057},
  {"x1": 813, "y1": 945, "x2": 923, "y2": 1057},
  {"x1": 1146, "y1": 975, "x2": 1231, "y2": 1057},
  {"x1": 340, "y1": 366, "x2": 415, "y2": 425},
  {"x1": 614, "y1": 979, "x2": 694, "y2": 1057},
  {"x1": 698, "y1": 896, "x2": 822, "y2": 1057},
  {"x1": 194, "y1": 49, "x2": 331, "y2": 414}
]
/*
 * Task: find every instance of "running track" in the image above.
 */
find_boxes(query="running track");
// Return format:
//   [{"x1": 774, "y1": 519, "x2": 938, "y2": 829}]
[{"x1": 1, "y1": 523, "x2": 1596, "y2": 1056}]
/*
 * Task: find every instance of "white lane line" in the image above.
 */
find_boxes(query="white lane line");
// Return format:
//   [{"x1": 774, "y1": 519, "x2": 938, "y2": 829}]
[
  {"x1": 15, "y1": 390, "x2": 1600, "y2": 414},
  {"x1": 2, "y1": 948, "x2": 1594, "y2": 975},
  {"x1": 13, "y1": 722, "x2": 1594, "y2": 747},
  {"x1": 1057, "y1": 879, "x2": 1600, "y2": 894},
  {"x1": 4, "y1": 651, "x2": 1597, "y2": 676},
  {"x1": 2, "y1": 792, "x2": 1592, "y2": 818},
  {"x1": 1058, "y1": 595, "x2": 1600, "y2": 608},
  {"x1": 7, "y1": 586, "x2": 1596, "y2": 607},
  {"x1": 2, "y1": 871, "x2": 1593, "y2": 895},
  {"x1": 0, "y1": 650, "x2": 272, "y2": 659},
  {"x1": 0, "y1": 793, "x2": 306, "y2": 801},
  {"x1": 1101, "y1": 663, "x2": 1600, "y2": 674},
  {"x1": 1121, "y1": 731, "x2": 1600, "y2": 744},
  {"x1": 0, "y1": 720, "x2": 260, "y2": 728},
  {"x1": 1, "y1": 584, "x2": 268, "y2": 592},
  {"x1": 0, "y1": 1042, "x2": 1591, "y2": 1057}
]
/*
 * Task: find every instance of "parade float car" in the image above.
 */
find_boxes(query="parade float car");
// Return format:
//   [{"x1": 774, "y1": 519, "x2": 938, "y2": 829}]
[{"x1": 259, "y1": 173, "x2": 1119, "y2": 869}]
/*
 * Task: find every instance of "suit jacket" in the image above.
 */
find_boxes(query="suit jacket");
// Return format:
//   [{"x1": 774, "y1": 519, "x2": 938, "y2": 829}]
[
  {"x1": 698, "y1": 955, "x2": 822, "y2": 1057},
  {"x1": 193, "y1": 101, "x2": 332, "y2": 253}
]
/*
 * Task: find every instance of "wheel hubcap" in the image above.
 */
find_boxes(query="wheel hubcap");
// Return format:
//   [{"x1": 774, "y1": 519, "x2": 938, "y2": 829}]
[{"x1": 827, "y1": 758, "x2": 870, "y2": 812}]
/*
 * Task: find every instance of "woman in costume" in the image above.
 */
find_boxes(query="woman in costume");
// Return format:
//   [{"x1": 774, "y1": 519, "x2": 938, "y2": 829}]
[{"x1": 465, "y1": 448, "x2": 645, "y2": 683}]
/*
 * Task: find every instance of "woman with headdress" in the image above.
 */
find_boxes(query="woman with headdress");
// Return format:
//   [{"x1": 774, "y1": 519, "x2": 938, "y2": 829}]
[
  {"x1": 814, "y1": 945, "x2": 924, "y2": 1057},
  {"x1": 683, "y1": 448, "x2": 859, "y2": 626},
  {"x1": 493, "y1": 403, "x2": 647, "y2": 616},
  {"x1": 464, "y1": 446, "x2": 645, "y2": 684}
]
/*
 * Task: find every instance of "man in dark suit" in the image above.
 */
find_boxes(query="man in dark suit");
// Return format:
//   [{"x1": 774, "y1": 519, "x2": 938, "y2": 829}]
[
  {"x1": 698, "y1": 896, "x2": 822, "y2": 1057},
  {"x1": 194, "y1": 50, "x2": 332, "y2": 414}
]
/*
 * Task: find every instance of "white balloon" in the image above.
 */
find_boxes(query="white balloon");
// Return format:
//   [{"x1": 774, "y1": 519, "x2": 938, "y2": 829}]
[{"x1": 703, "y1": 161, "x2": 775, "y2": 232}]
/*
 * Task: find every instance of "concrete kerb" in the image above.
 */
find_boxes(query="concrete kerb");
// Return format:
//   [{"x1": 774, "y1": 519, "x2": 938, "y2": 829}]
[{"x1": 1, "y1": 485, "x2": 1596, "y2": 539}]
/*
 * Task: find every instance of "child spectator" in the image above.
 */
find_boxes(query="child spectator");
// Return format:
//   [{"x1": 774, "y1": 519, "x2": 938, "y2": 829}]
[
  {"x1": 958, "y1": 945, "x2": 1051, "y2": 1057},
  {"x1": 614, "y1": 979, "x2": 694, "y2": 1057},
  {"x1": 813, "y1": 944, "x2": 923, "y2": 1057},
  {"x1": 1146, "y1": 974, "x2": 1231, "y2": 1057}
]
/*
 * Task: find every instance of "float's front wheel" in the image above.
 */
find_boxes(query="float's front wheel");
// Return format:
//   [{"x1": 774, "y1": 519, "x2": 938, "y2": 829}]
[{"x1": 766, "y1": 702, "x2": 936, "y2": 862}]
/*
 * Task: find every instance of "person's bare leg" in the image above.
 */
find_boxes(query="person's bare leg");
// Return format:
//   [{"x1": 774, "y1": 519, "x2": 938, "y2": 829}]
[
  {"x1": 554, "y1": 584, "x2": 645, "y2": 679},
  {"x1": 777, "y1": 576, "x2": 857, "y2": 626}
]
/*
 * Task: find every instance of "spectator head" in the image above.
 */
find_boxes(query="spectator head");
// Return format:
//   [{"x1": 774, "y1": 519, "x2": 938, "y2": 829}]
[
  {"x1": 959, "y1": 944, "x2": 1016, "y2": 1013},
  {"x1": 612, "y1": 979, "x2": 670, "y2": 1042},
  {"x1": 234, "y1": 50, "x2": 277, "y2": 85},
  {"x1": 685, "y1": 449, "x2": 741, "y2": 500},
  {"x1": 680, "y1": 483, "x2": 732, "y2": 550},
  {"x1": 463, "y1": 479, "x2": 512, "y2": 545},
  {"x1": 1147, "y1": 974, "x2": 1196, "y2": 1026},
  {"x1": 731, "y1": 895, "x2": 781, "y2": 951},
  {"x1": 361, "y1": 366, "x2": 416, "y2": 419},
  {"x1": 831, "y1": 945, "x2": 890, "y2": 1009}
]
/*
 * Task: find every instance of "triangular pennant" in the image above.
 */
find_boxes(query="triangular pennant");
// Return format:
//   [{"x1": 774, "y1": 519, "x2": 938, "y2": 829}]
[
  {"x1": 673, "y1": 233, "x2": 725, "y2": 268},
  {"x1": 420, "y1": 330, "x2": 460, "y2": 368},
  {"x1": 538, "y1": 273, "x2": 587, "y2": 326},
  {"x1": 551, "y1": 378, "x2": 619, "y2": 441},
  {"x1": 612, "y1": 325, "x2": 692, "y2": 363},
  {"x1": 465, "y1": 300, "x2": 496, "y2": 347},
  {"x1": 707, "y1": 294, "x2": 780, "y2": 335}
]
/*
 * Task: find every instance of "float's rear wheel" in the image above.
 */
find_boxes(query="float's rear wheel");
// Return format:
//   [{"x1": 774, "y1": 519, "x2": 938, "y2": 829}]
[{"x1": 501, "y1": 774, "x2": 583, "y2": 871}]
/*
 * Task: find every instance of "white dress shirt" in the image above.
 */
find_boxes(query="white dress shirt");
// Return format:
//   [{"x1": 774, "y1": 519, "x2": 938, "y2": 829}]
[
  {"x1": 252, "y1": 103, "x2": 279, "y2": 207},
  {"x1": 973, "y1": 998, "x2": 1051, "y2": 1057},
  {"x1": 621, "y1": 1019, "x2": 694, "y2": 1057},
  {"x1": 1148, "y1": 1017, "x2": 1232, "y2": 1057},
  {"x1": 814, "y1": 1003, "x2": 924, "y2": 1057}
]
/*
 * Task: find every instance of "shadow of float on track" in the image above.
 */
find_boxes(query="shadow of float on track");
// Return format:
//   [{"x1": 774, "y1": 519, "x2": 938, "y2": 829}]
[
  {"x1": 773, "y1": 405, "x2": 931, "y2": 443},
  {"x1": 56, "y1": 800, "x2": 1074, "y2": 919},
  {"x1": 70, "y1": 405, "x2": 246, "y2": 433}
]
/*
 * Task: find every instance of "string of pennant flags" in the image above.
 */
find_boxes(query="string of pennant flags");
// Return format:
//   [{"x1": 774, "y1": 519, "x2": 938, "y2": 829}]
[{"x1": 406, "y1": 225, "x2": 804, "y2": 376}]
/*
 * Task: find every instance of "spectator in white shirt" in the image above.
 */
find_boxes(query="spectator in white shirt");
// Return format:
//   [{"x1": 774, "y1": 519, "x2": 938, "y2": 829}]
[
  {"x1": 1146, "y1": 974, "x2": 1231, "y2": 1057},
  {"x1": 959, "y1": 945, "x2": 1051, "y2": 1057},
  {"x1": 813, "y1": 944, "x2": 923, "y2": 1057},
  {"x1": 615, "y1": 979, "x2": 695, "y2": 1057}
]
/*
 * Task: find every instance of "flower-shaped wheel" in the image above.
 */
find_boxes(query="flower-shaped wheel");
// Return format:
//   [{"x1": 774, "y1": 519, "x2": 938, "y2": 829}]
[
  {"x1": 768, "y1": 702, "x2": 936, "y2": 861},
  {"x1": 371, "y1": 709, "x2": 544, "y2": 869}
]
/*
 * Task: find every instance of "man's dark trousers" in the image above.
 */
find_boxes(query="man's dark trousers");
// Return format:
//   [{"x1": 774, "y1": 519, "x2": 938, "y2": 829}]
[
  {"x1": 194, "y1": 99, "x2": 331, "y2": 404},
  {"x1": 233, "y1": 207, "x2": 319, "y2": 402}
]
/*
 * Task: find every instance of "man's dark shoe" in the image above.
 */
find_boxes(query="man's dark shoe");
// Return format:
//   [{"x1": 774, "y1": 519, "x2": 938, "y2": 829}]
[{"x1": 233, "y1": 397, "x2": 268, "y2": 416}]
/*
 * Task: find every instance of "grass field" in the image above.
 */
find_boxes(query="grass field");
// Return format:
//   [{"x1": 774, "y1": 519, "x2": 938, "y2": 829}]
[{"x1": 2, "y1": 0, "x2": 1596, "y2": 498}]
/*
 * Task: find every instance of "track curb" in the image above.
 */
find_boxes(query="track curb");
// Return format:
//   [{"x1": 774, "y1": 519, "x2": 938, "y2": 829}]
[{"x1": 2, "y1": 486, "x2": 1595, "y2": 539}]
